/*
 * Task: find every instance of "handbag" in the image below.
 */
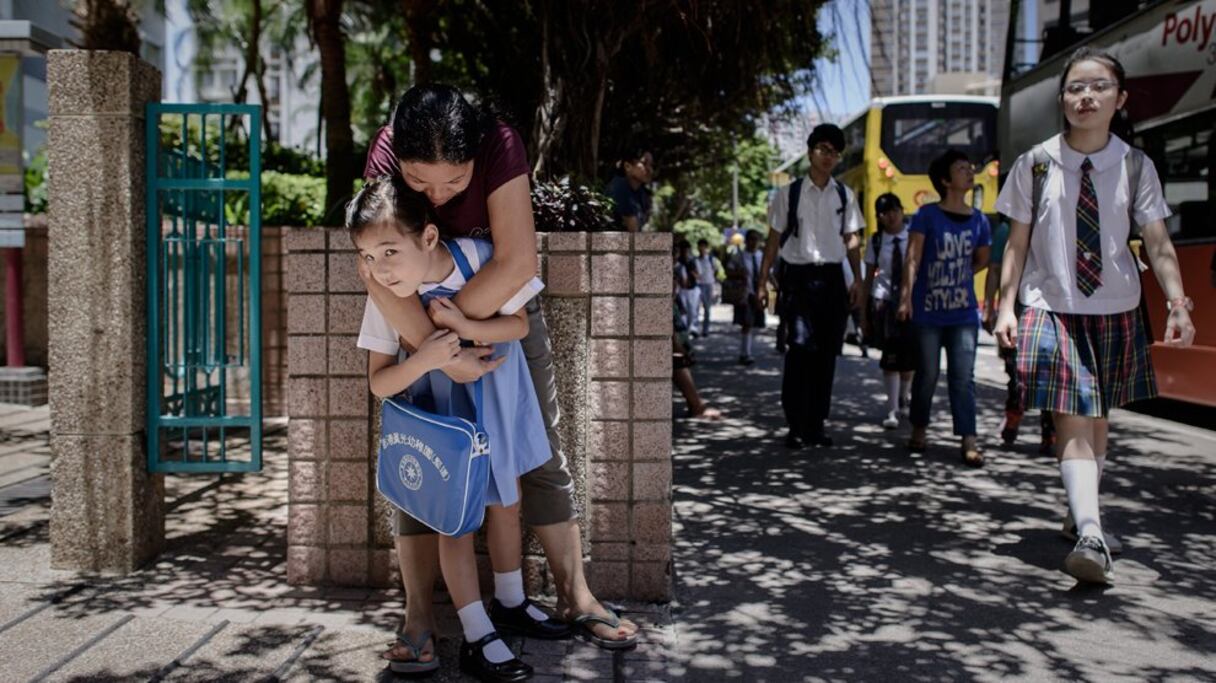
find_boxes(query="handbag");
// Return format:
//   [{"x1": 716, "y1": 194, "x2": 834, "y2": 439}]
[{"x1": 375, "y1": 241, "x2": 491, "y2": 537}]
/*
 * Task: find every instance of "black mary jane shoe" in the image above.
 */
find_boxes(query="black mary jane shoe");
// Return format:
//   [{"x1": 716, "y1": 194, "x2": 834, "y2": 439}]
[
  {"x1": 489, "y1": 598, "x2": 572, "y2": 640},
  {"x1": 459, "y1": 632, "x2": 533, "y2": 683}
]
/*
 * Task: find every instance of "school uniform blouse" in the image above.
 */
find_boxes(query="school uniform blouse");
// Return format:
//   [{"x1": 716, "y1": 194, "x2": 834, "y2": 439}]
[
  {"x1": 864, "y1": 227, "x2": 910, "y2": 302},
  {"x1": 995, "y1": 133, "x2": 1171, "y2": 315},
  {"x1": 767, "y1": 176, "x2": 864, "y2": 265}
]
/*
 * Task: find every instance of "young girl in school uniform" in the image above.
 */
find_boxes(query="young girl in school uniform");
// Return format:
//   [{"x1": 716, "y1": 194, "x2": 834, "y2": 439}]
[
  {"x1": 994, "y1": 48, "x2": 1196, "y2": 585},
  {"x1": 349, "y1": 176, "x2": 552, "y2": 682}
]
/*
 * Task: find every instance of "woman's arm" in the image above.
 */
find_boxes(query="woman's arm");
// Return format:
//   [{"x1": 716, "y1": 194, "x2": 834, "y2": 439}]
[
  {"x1": 972, "y1": 245, "x2": 991, "y2": 274},
  {"x1": 451, "y1": 175, "x2": 539, "y2": 320},
  {"x1": 1140, "y1": 219, "x2": 1196, "y2": 346},
  {"x1": 428, "y1": 297, "x2": 529, "y2": 343},
  {"x1": 896, "y1": 232, "x2": 925, "y2": 320}
]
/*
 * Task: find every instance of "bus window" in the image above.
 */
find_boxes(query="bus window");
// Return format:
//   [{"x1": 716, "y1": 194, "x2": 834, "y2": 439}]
[
  {"x1": 880, "y1": 101, "x2": 997, "y2": 174},
  {"x1": 1137, "y1": 108, "x2": 1214, "y2": 244},
  {"x1": 842, "y1": 114, "x2": 867, "y2": 172}
]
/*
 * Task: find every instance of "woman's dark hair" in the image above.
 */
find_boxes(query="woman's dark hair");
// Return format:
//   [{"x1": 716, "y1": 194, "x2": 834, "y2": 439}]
[
  {"x1": 345, "y1": 175, "x2": 435, "y2": 243},
  {"x1": 928, "y1": 150, "x2": 971, "y2": 198},
  {"x1": 1058, "y1": 47, "x2": 1135, "y2": 143},
  {"x1": 390, "y1": 84, "x2": 494, "y2": 164}
]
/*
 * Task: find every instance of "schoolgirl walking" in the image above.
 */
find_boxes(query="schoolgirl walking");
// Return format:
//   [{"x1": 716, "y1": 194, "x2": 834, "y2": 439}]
[{"x1": 994, "y1": 48, "x2": 1196, "y2": 584}]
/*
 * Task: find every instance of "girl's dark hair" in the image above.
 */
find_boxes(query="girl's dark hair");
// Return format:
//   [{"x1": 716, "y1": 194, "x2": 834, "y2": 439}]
[
  {"x1": 390, "y1": 84, "x2": 494, "y2": 164},
  {"x1": 614, "y1": 144, "x2": 651, "y2": 176},
  {"x1": 1059, "y1": 47, "x2": 1135, "y2": 143},
  {"x1": 928, "y1": 149, "x2": 971, "y2": 198},
  {"x1": 345, "y1": 175, "x2": 434, "y2": 242}
]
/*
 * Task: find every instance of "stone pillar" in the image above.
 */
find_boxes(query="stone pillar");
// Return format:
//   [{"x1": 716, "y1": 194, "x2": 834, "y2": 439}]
[
  {"x1": 285, "y1": 227, "x2": 382, "y2": 586},
  {"x1": 47, "y1": 50, "x2": 164, "y2": 572}
]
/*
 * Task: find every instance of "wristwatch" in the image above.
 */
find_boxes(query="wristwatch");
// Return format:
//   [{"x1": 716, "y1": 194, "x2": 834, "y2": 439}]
[{"x1": 1166, "y1": 296, "x2": 1193, "y2": 312}]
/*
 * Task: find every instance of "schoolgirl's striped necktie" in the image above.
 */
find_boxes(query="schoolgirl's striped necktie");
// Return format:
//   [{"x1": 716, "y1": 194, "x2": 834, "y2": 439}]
[{"x1": 1075, "y1": 157, "x2": 1102, "y2": 296}]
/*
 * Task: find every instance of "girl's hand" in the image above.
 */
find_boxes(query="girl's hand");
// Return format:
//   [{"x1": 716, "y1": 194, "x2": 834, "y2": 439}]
[
  {"x1": 442, "y1": 346, "x2": 507, "y2": 383},
  {"x1": 427, "y1": 297, "x2": 468, "y2": 336},
  {"x1": 414, "y1": 329, "x2": 462, "y2": 370},
  {"x1": 1163, "y1": 307, "x2": 1196, "y2": 347},
  {"x1": 896, "y1": 296, "x2": 912, "y2": 322},
  {"x1": 994, "y1": 309, "x2": 1018, "y2": 349}
]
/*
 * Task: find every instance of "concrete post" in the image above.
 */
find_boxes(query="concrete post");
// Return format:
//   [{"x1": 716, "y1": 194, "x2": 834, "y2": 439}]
[{"x1": 46, "y1": 50, "x2": 164, "y2": 572}]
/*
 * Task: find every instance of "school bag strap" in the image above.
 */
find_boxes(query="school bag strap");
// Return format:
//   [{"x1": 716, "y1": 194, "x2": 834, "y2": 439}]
[
  {"x1": 780, "y1": 177, "x2": 850, "y2": 249},
  {"x1": 1028, "y1": 143, "x2": 1145, "y2": 239},
  {"x1": 443, "y1": 240, "x2": 484, "y2": 420}
]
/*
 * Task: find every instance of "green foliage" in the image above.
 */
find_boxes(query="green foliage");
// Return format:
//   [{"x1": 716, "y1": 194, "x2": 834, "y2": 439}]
[
  {"x1": 653, "y1": 133, "x2": 777, "y2": 236},
  {"x1": 24, "y1": 147, "x2": 48, "y2": 214},
  {"x1": 673, "y1": 219, "x2": 721, "y2": 248},
  {"x1": 530, "y1": 178, "x2": 616, "y2": 233},
  {"x1": 158, "y1": 114, "x2": 322, "y2": 176},
  {"x1": 224, "y1": 170, "x2": 326, "y2": 227}
]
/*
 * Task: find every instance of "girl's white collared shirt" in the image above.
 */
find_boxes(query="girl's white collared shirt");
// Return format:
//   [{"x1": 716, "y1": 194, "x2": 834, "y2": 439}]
[{"x1": 995, "y1": 133, "x2": 1171, "y2": 315}]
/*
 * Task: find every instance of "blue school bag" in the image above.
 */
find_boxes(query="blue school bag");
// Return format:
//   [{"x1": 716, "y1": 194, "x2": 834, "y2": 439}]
[{"x1": 376, "y1": 241, "x2": 490, "y2": 537}]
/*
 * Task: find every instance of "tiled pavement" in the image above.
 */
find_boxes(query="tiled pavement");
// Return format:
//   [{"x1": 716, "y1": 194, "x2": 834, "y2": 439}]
[{"x1": 0, "y1": 407, "x2": 675, "y2": 682}]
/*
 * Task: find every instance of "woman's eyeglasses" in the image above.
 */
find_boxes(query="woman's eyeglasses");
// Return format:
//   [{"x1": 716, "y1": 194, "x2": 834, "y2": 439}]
[{"x1": 1063, "y1": 79, "x2": 1119, "y2": 96}]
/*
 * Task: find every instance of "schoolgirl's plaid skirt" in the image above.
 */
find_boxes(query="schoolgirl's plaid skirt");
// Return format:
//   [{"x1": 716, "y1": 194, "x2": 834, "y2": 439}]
[{"x1": 1017, "y1": 306, "x2": 1157, "y2": 418}]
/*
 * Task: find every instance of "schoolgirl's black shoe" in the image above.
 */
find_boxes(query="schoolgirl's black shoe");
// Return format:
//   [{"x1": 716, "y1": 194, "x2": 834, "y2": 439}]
[
  {"x1": 489, "y1": 598, "x2": 571, "y2": 639},
  {"x1": 459, "y1": 632, "x2": 533, "y2": 682}
]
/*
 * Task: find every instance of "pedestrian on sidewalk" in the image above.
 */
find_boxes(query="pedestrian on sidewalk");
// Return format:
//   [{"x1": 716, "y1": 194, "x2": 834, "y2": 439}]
[
  {"x1": 606, "y1": 145, "x2": 654, "y2": 233},
  {"x1": 350, "y1": 177, "x2": 543, "y2": 681},
  {"x1": 759, "y1": 124, "x2": 865, "y2": 449},
  {"x1": 861, "y1": 193, "x2": 913, "y2": 430},
  {"x1": 993, "y1": 48, "x2": 1196, "y2": 585},
  {"x1": 983, "y1": 217, "x2": 1056, "y2": 453},
  {"x1": 693, "y1": 238, "x2": 721, "y2": 336},
  {"x1": 676, "y1": 239, "x2": 703, "y2": 336},
  {"x1": 361, "y1": 84, "x2": 639, "y2": 670},
  {"x1": 728, "y1": 229, "x2": 767, "y2": 366},
  {"x1": 673, "y1": 253, "x2": 723, "y2": 420},
  {"x1": 897, "y1": 150, "x2": 991, "y2": 467}
]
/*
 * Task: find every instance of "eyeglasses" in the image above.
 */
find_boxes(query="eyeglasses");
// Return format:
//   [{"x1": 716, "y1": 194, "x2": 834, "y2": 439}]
[
  {"x1": 1063, "y1": 79, "x2": 1119, "y2": 96},
  {"x1": 812, "y1": 144, "x2": 842, "y2": 158}
]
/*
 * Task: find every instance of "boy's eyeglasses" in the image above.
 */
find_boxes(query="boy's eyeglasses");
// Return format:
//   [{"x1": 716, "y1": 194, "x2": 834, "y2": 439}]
[
  {"x1": 1063, "y1": 79, "x2": 1118, "y2": 96},
  {"x1": 812, "y1": 144, "x2": 842, "y2": 158}
]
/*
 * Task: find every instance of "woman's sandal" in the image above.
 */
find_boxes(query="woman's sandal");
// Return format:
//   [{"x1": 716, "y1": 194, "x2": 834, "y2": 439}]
[
  {"x1": 961, "y1": 447, "x2": 984, "y2": 468},
  {"x1": 570, "y1": 610, "x2": 639, "y2": 650},
  {"x1": 381, "y1": 629, "x2": 440, "y2": 674}
]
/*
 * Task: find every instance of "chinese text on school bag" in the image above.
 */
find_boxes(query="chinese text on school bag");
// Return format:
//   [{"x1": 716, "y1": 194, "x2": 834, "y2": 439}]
[{"x1": 376, "y1": 243, "x2": 490, "y2": 538}]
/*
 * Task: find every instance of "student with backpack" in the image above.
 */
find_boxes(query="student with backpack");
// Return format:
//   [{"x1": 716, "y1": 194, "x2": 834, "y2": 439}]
[
  {"x1": 693, "y1": 238, "x2": 721, "y2": 336},
  {"x1": 993, "y1": 48, "x2": 1196, "y2": 584},
  {"x1": 897, "y1": 151, "x2": 992, "y2": 467},
  {"x1": 861, "y1": 193, "x2": 914, "y2": 429},
  {"x1": 758, "y1": 124, "x2": 865, "y2": 449}
]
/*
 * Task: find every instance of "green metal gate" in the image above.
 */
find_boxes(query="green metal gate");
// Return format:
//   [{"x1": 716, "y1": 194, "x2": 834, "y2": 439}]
[{"x1": 145, "y1": 104, "x2": 263, "y2": 473}]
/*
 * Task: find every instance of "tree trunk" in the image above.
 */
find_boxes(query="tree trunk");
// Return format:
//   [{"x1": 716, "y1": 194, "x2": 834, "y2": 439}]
[
  {"x1": 309, "y1": 0, "x2": 356, "y2": 225},
  {"x1": 401, "y1": 0, "x2": 437, "y2": 85}
]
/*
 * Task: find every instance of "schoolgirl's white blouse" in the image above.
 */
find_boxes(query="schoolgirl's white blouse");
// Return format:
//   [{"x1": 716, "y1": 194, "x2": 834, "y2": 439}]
[{"x1": 995, "y1": 133, "x2": 1171, "y2": 315}]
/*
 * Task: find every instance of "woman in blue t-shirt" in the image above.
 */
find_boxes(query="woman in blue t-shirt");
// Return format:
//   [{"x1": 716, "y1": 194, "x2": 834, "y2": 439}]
[{"x1": 898, "y1": 150, "x2": 992, "y2": 466}]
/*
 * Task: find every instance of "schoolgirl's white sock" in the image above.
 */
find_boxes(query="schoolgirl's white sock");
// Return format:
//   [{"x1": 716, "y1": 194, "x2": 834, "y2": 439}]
[
  {"x1": 899, "y1": 373, "x2": 912, "y2": 406},
  {"x1": 1095, "y1": 454, "x2": 1106, "y2": 483},
  {"x1": 457, "y1": 602, "x2": 513, "y2": 663},
  {"x1": 493, "y1": 570, "x2": 548, "y2": 621},
  {"x1": 1060, "y1": 459, "x2": 1102, "y2": 540},
  {"x1": 884, "y1": 372, "x2": 900, "y2": 415},
  {"x1": 741, "y1": 331, "x2": 753, "y2": 357}
]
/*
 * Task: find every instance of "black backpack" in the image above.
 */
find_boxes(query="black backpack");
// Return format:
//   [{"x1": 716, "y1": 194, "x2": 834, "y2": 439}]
[{"x1": 780, "y1": 177, "x2": 850, "y2": 249}]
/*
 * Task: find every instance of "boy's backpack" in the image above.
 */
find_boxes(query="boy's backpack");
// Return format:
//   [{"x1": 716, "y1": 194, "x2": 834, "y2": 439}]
[
  {"x1": 721, "y1": 249, "x2": 748, "y2": 305},
  {"x1": 780, "y1": 176, "x2": 850, "y2": 248}
]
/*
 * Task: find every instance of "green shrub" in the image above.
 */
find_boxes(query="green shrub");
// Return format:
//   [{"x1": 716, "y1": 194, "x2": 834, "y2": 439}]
[
  {"x1": 531, "y1": 177, "x2": 616, "y2": 233},
  {"x1": 673, "y1": 218, "x2": 722, "y2": 248},
  {"x1": 24, "y1": 147, "x2": 47, "y2": 214},
  {"x1": 225, "y1": 171, "x2": 326, "y2": 227}
]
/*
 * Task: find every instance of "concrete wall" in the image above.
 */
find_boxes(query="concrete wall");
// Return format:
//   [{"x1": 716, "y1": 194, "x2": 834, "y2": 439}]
[{"x1": 284, "y1": 230, "x2": 675, "y2": 601}]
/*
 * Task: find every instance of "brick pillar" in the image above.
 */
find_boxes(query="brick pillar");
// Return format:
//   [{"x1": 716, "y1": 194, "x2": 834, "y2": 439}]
[
  {"x1": 285, "y1": 227, "x2": 378, "y2": 585},
  {"x1": 47, "y1": 50, "x2": 165, "y2": 572}
]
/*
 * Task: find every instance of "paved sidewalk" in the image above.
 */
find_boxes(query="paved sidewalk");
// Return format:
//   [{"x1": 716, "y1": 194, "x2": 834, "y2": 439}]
[
  {"x1": 666, "y1": 306, "x2": 1216, "y2": 682},
  {"x1": 0, "y1": 411, "x2": 671, "y2": 682}
]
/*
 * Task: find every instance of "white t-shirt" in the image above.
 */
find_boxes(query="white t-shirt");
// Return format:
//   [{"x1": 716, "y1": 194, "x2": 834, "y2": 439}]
[
  {"x1": 767, "y1": 176, "x2": 864, "y2": 265},
  {"x1": 356, "y1": 238, "x2": 545, "y2": 356},
  {"x1": 693, "y1": 254, "x2": 717, "y2": 286},
  {"x1": 864, "y1": 227, "x2": 910, "y2": 302},
  {"x1": 994, "y1": 134, "x2": 1170, "y2": 315}
]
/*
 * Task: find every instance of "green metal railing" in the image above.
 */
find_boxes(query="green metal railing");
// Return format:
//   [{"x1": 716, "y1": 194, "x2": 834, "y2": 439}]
[{"x1": 146, "y1": 103, "x2": 262, "y2": 473}]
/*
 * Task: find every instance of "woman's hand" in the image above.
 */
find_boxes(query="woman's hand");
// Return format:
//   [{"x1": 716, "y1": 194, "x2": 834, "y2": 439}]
[
  {"x1": 414, "y1": 329, "x2": 462, "y2": 371},
  {"x1": 427, "y1": 297, "x2": 469, "y2": 337},
  {"x1": 442, "y1": 346, "x2": 507, "y2": 383},
  {"x1": 1163, "y1": 306, "x2": 1196, "y2": 347},
  {"x1": 994, "y1": 309, "x2": 1018, "y2": 349}
]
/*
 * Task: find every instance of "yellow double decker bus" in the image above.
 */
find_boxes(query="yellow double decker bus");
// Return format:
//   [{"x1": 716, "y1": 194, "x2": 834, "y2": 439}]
[{"x1": 834, "y1": 95, "x2": 1001, "y2": 238}]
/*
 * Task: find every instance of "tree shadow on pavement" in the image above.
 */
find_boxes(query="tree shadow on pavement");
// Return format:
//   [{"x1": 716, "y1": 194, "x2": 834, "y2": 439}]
[{"x1": 669, "y1": 317, "x2": 1216, "y2": 682}]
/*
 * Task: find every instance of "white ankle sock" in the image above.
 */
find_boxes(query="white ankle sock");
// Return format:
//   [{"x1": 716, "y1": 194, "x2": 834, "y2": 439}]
[
  {"x1": 884, "y1": 372, "x2": 900, "y2": 415},
  {"x1": 493, "y1": 570, "x2": 549, "y2": 621},
  {"x1": 1060, "y1": 459, "x2": 1102, "y2": 539},
  {"x1": 457, "y1": 602, "x2": 513, "y2": 663},
  {"x1": 899, "y1": 375, "x2": 911, "y2": 406},
  {"x1": 742, "y1": 331, "x2": 754, "y2": 357}
]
